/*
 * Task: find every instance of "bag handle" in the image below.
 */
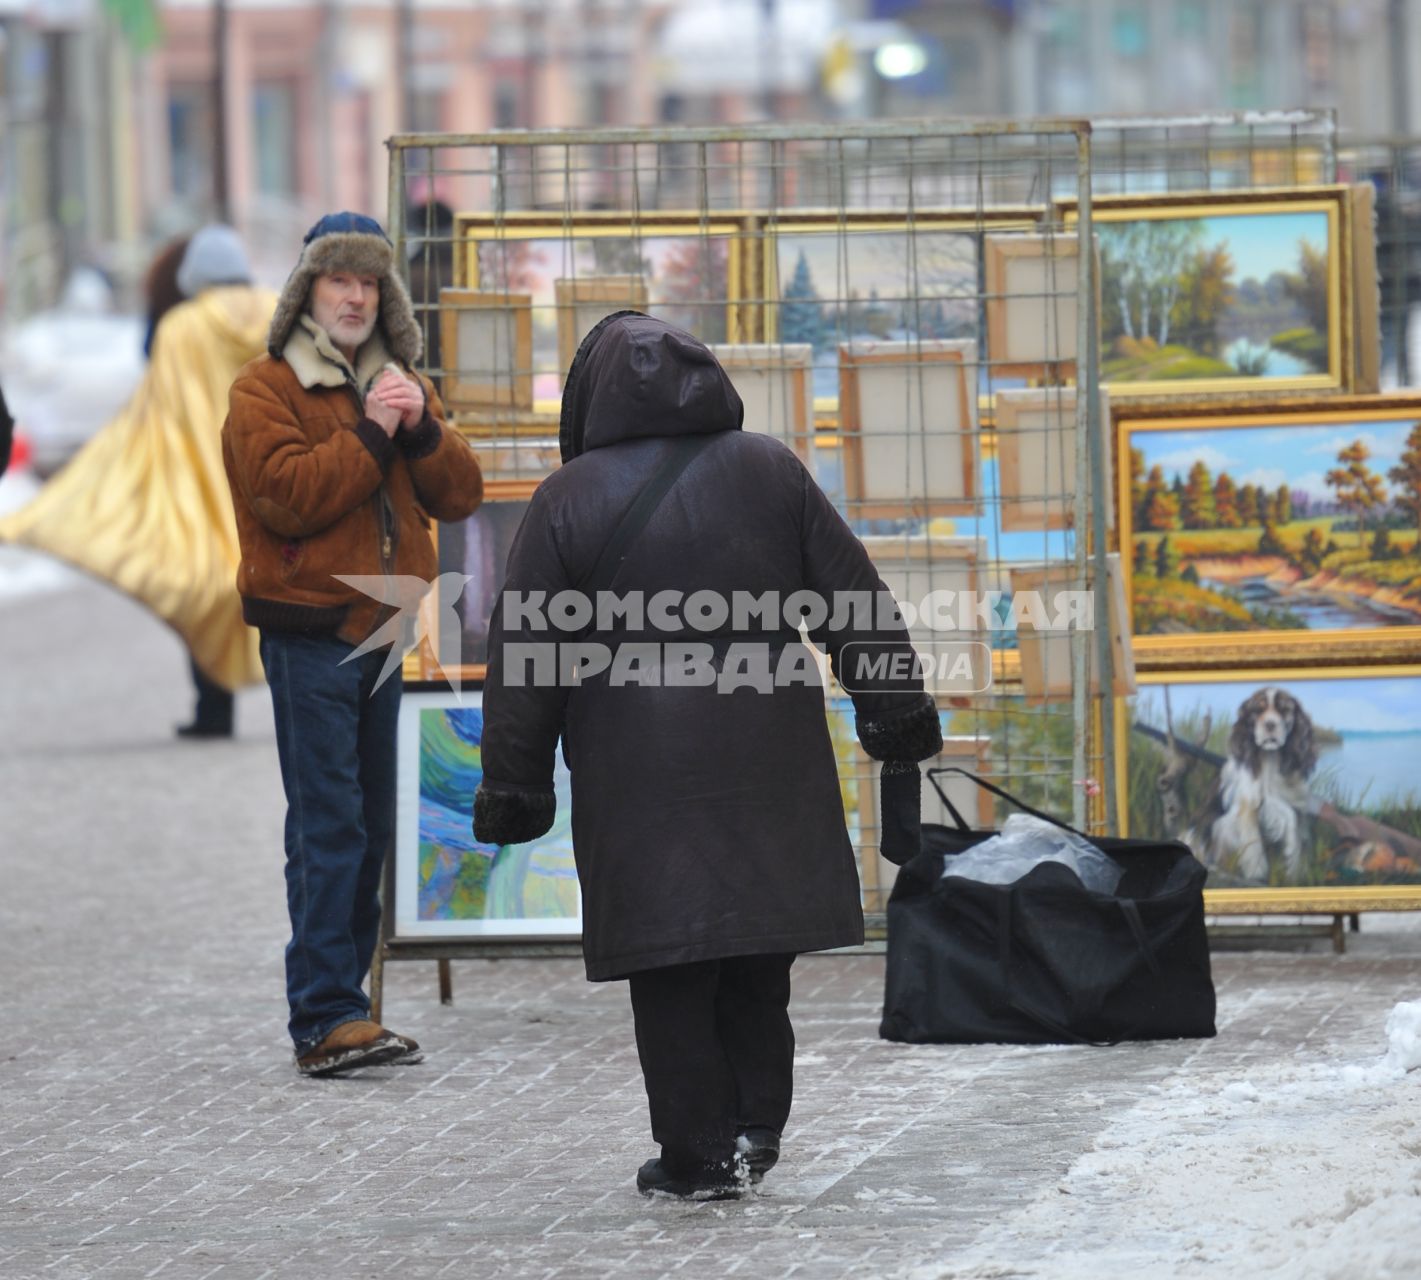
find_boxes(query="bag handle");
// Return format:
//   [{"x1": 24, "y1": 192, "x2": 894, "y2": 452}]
[{"x1": 927, "y1": 766, "x2": 1092, "y2": 842}]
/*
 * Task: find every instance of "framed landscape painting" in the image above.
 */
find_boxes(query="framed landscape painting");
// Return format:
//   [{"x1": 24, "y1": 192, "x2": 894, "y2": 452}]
[
  {"x1": 1119, "y1": 669, "x2": 1421, "y2": 913},
  {"x1": 1119, "y1": 397, "x2": 1421, "y2": 665},
  {"x1": 394, "y1": 689, "x2": 579, "y2": 940},
  {"x1": 762, "y1": 211, "x2": 1036, "y2": 403},
  {"x1": 1058, "y1": 188, "x2": 1350, "y2": 396}
]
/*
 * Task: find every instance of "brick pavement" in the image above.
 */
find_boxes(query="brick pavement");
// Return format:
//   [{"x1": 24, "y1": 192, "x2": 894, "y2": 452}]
[{"x1": 2, "y1": 581, "x2": 1419, "y2": 1280}]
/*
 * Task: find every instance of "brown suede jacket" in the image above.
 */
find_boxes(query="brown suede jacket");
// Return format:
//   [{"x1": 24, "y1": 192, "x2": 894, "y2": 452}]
[{"x1": 222, "y1": 321, "x2": 483, "y2": 644}]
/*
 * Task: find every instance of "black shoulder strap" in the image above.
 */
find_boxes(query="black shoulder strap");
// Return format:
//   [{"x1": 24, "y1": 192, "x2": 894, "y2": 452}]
[{"x1": 577, "y1": 433, "x2": 718, "y2": 597}]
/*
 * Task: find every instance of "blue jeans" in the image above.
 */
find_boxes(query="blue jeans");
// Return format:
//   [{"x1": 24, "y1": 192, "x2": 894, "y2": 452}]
[{"x1": 260, "y1": 630, "x2": 402, "y2": 1054}]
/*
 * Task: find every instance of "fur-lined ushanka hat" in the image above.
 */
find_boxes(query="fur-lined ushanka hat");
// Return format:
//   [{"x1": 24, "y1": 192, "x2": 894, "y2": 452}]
[{"x1": 267, "y1": 211, "x2": 423, "y2": 365}]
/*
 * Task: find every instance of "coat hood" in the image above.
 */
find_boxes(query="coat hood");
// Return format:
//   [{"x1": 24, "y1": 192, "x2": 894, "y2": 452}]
[
  {"x1": 558, "y1": 312, "x2": 743, "y2": 463},
  {"x1": 193, "y1": 285, "x2": 278, "y2": 364}
]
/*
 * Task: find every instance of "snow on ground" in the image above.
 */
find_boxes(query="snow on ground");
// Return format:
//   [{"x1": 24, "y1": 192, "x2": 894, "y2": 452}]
[{"x1": 910, "y1": 1001, "x2": 1421, "y2": 1280}]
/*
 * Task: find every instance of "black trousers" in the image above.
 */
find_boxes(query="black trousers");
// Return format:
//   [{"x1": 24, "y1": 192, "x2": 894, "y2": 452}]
[
  {"x1": 627, "y1": 952, "x2": 795, "y2": 1175},
  {"x1": 189, "y1": 656, "x2": 234, "y2": 732}
]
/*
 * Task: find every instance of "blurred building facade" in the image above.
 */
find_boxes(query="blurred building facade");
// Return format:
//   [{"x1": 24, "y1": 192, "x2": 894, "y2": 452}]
[{"x1": 3, "y1": 0, "x2": 1421, "y2": 320}]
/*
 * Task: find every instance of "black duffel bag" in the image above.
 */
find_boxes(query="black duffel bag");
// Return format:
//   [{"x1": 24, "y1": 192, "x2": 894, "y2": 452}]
[{"x1": 879, "y1": 768, "x2": 1217, "y2": 1046}]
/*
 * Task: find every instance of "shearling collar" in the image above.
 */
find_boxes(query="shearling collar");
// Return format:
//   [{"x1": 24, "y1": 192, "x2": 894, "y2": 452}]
[{"x1": 284, "y1": 314, "x2": 398, "y2": 393}]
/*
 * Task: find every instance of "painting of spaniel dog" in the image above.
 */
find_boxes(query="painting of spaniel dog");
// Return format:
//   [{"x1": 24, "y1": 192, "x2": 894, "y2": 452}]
[{"x1": 1186, "y1": 686, "x2": 1318, "y2": 882}]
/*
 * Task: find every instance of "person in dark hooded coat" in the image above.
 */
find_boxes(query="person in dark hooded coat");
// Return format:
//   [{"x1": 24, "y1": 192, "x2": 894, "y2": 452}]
[{"x1": 473, "y1": 312, "x2": 941, "y2": 1198}]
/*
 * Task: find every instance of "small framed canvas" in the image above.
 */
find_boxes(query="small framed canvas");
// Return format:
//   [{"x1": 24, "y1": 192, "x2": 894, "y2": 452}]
[
  {"x1": 1010, "y1": 553, "x2": 1136, "y2": 701},
  {"x1": 438, "y1": 289, "x2": 534, "y2": 411},
  {"x1": 994, "y1": 387, "x2": 1114, "y2": 532},
  {"x1": 393, "y1": 688, "x2": 579, "y2": 940},
  {"x1": 838, "y1": 339, "x2": 981, "y2": 518},
  {"x1": 555, "y1": 275, "x2": 650, "y2": 378},
  {"x1": 983, "y1": 232, "x2": 1091, "y2": 375},
  {"x1": 708, "y1": 343, "x2": 815, "y2": 459}
]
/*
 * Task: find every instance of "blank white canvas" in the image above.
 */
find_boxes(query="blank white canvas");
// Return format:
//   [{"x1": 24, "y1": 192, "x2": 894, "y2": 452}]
[
  {"x1": 996, "y1": 389, "x2": 1114, "y2": 530},
  {"x1": 845, "y1": 339, "x2": 979, "y2": 508},
  {"x1": 709, "y1": 344, "x2": 813, "y2": 449},
  {"x1": 456, "y1": 308, "x2": 521, "y2": 382},
  {"x1": 1003, "y1": 247, "x2": 1080, "y2": 364}
]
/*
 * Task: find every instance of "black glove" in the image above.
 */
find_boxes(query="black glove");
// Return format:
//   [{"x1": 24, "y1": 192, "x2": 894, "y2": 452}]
[
  {"x1": 878, "y1": 761, "x2": 923, "y2": 867},
  {"x1": 472, "y1": 781, "x2": 555, "y2": 846}
]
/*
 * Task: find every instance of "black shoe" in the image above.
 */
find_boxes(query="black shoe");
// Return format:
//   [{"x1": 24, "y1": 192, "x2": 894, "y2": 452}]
[
  {"x1": 176, "y1": 721, "x2": 233, "y2": 740},
  {"x1": 636, "y1": 1158, "x2": 742, "y2": 1200},
  {"x1": 735, "y1": 1128, "x2": 780, "y2": 1181}
]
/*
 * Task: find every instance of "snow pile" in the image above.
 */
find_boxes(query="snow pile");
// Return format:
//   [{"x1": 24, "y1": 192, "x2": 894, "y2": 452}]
[
  {"x1": 910, "y1": 1000, "x2": 1421, "y2": 1280},
  {"x1": 1384, "y1": 999, "x2": 1421, "y2": 1074}
]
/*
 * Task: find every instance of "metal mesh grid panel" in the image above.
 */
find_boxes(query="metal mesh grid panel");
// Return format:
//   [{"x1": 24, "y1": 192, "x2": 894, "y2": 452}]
[{"x1": 390, "y1": 121, "x2": 1115, "y2": 917}]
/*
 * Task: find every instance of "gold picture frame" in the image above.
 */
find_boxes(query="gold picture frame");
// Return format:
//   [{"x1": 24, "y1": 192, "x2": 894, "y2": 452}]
[
  {"x1": 1117, "y1": 666, "x2": 1421, "y2": 914},
  {"x1": 983, "y1": 232, "x2": 1094, "y2": 377},
  {"x1": 708, "y1": 342, "x2": 815, "y2": 460},
  {"x1": 1010, "y1": 553, "x2": 1136, "y2": 702},
  {"x1": 1117, "y1": 394, "x2": 1421, "y2": 669},
  {"x1": 994, "y1": 387, "x2": 1114, "y2": 532},
  {"x1": 838, "y1": 339, "x2": 981, "y2": 519},
  {"x1": 1055, "y1": 186, "x2": 1352, "y2": 399},
  {"x1": 438, "y1": 289, "x2": 534, "y2": 411}
]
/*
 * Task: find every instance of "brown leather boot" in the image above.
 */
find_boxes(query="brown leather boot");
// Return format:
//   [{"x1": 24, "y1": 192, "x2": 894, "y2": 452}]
[{"x1": 295, "y1": 1020, "x2": 406, "y2": 1077}]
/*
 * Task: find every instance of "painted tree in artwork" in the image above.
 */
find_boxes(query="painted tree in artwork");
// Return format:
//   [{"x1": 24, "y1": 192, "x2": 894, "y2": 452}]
[
  {"x1": 1300, "y1": 527, "x2": 1327, "y2": 574},
  {"x1": 1154, "y1": 535, "x2": 1181, "y2": 579},
  {"x1": 1102, "y1": 219, "x2": 1206, "y2": 346},
  {"x1": 1139, "y1": 465, "x2": 1181, "y2": 531},
  {"x1": 1326, "y1": 439, "x2": 1389, "y2": 542},
  {"x1": 1171, "y1": 244, "x2": 1236, "y2": 356},
  {"x1": 1237, "y1": 482, "x2": 1260, "y2": 526},
  {"x1": 780, "y1": 250, "x2": 827, "y2": 349},
  {"x1": 1181, "y1": 460, "x2": 1217, "y2": 529},
  {"x1": 1213, "y1": 472, "x2": 1241, "y2": 527},
  {"x1": 655, "y1": 239, "x2": 729, "y2": 341},
  {"x1": 1388, "y1": 421, "x2": 1421, "y2": 529},
  {"x1": 479, "y1": 240, "x2": 542, "y2": 293},
  {"x1": 1271, "y1": 484, "x2": 1292, "y2": 525},
  {"x1": 1133, "y1": 538, "x2": 1154, "y2": 576},
  {"x1": 1283, "y1": 239, "x2": 1330, "y2": 336},
  {"x1": 1129, "y1": 447, "x2": 1147, "y2": 527}
]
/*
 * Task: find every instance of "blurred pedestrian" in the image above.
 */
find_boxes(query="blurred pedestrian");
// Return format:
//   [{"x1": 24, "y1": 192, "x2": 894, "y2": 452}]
[
  {"x1": 143, "y1": 234, "x2": 191, "y2": 360},
  {"x1": 0, "y1": 225, "x2": 276, "y2": 732},
  {"x1": 472, "y1": 313, "x2": 942, "y2": 1198},
  {"x1": 0, "y1": 381, "x2": 12, "y2": 478},
  {"x1": 222, "y1": 212, "x2": 483, "y2": 1077}
]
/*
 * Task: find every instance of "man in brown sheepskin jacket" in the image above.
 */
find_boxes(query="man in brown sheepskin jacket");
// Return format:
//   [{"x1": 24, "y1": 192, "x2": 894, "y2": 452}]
[{"x1": 223, "y1": 212, "x2": 483, "y2": 1076}]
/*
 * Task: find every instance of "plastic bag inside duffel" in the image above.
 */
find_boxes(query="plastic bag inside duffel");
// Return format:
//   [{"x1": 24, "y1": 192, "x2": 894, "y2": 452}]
[{"x1": 879, "y1": 768, "x2": 1217, "y2": 1046}]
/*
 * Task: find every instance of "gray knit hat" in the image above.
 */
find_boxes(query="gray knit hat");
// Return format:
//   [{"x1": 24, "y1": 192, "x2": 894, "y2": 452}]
[
  {"x1": 267, "y1": 211, "x2": 422, "y2": 365},
  {"x1": 176, "y1": 224, "x2": 252, "y2": 297}
]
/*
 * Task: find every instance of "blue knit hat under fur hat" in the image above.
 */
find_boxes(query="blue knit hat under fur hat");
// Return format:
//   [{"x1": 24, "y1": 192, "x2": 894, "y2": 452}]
[{"x1": 266, "y1": 211, "x2": 422, "y2": 365}]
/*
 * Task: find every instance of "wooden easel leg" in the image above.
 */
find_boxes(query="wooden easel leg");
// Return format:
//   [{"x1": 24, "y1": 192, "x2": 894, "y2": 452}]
[
  {"x1": 371, "y1": 939, "x2": 386, "y2": 1025},
  {"x1": 1331, "y1": 915, "x2": 1346, "y2": 955},
  {"x1": 438, "y1": 958, "x2": 453, "y2": 1005}
]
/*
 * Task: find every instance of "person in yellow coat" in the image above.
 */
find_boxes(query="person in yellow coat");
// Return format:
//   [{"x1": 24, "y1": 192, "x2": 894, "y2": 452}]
[{"x1": 0, "y1": 225, "x2": 276, "y2": 736}]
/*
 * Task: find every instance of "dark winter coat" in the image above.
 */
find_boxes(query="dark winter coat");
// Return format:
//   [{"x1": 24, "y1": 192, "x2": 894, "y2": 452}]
[{"x1": 474, "y1": 313, "x2": 941, "y2": 981}]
